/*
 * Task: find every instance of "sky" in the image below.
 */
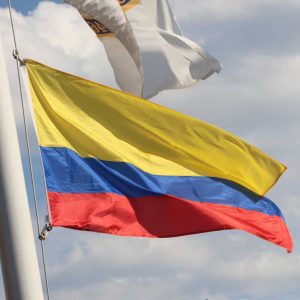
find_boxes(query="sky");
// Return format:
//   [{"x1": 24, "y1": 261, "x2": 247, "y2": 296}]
[{"x1": 0, "y1": 0, "x2": 300, "y2": 299}]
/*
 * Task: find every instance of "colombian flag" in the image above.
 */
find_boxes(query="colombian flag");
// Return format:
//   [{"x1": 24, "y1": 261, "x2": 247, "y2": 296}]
[{"x1": 26, "y1": 60, "x2": 292, "y2": 251}]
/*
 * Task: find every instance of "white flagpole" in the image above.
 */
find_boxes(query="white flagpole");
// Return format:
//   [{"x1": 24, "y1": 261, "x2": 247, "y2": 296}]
[{"x1": 0, "y1": 36, "x2": 44, "y2": 299}]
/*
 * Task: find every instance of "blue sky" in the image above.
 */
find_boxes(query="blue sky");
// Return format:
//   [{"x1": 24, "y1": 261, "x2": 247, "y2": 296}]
[
  {"x1": 1, "y1": 1, "x2": 300, "y2": 299},
  {"x1": 0, "y1": 0, "x2": 61, "y2": 13}
]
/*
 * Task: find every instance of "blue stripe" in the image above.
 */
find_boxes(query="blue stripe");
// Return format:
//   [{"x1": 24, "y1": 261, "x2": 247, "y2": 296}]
[{"x1": 41, "y1": 147, "x2": 283, "y2": 218}]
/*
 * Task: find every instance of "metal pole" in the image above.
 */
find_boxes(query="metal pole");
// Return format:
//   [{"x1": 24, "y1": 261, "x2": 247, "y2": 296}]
[{"x1": 0, "y1": 36, "x2": 44, "y2": 299}]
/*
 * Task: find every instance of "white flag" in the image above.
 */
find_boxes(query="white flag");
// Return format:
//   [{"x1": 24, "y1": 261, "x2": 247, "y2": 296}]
[{"x1": 65, "y1": 0, "x2": 221, "y2": 98}]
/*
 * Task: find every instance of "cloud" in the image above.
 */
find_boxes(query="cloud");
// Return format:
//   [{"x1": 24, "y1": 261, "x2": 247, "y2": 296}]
[
  {"x1": 45, "y1": 229, "x2": 300, "y2": 300},
  {"x1": 170, "y1": 0, "x2": 300, "y2": 22},
  {"x1": 0, "y1": 2, "x2": 116, "y2": 90},
  {"x1": 0, "y1": 1, "x2": 300, "y2": 300},
  {"x1": 170, "y1": 0, "x2": 300, "y2": 64}
]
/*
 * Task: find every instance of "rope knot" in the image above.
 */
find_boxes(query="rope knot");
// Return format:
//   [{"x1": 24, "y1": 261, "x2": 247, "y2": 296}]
[
  {"x1": 12, "y1": 49, "x2": 25, "y2": 65},
  {"x1": 38, "y1": 223, "x2": 53, "y2": 241}
]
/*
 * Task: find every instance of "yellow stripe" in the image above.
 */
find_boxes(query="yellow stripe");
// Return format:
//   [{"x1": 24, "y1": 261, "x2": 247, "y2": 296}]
[
  {"x1": 120, "y1": 0, "x2": 140, "y2": 12},
  {"x1": 26, "y1": 60, "x2": 286, "y2": 196},
  {"x1": 96, "y1": 33, "x2": 115, "y2": 38}
]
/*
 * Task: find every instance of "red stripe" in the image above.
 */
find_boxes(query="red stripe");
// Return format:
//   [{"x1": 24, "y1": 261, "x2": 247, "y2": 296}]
[{"x1": 48, "y1": 192, "x2": 292, "y2": 252}]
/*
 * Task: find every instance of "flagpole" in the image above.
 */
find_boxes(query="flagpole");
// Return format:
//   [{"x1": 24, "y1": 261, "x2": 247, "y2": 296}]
[{"x1": 0, "y1": 36, "x2": 44, "y2": 299}]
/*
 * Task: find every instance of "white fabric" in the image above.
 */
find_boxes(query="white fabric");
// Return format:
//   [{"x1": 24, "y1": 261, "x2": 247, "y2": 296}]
[{"x1": 65, "y1": 0, "x2": 221, "y2": 98}]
